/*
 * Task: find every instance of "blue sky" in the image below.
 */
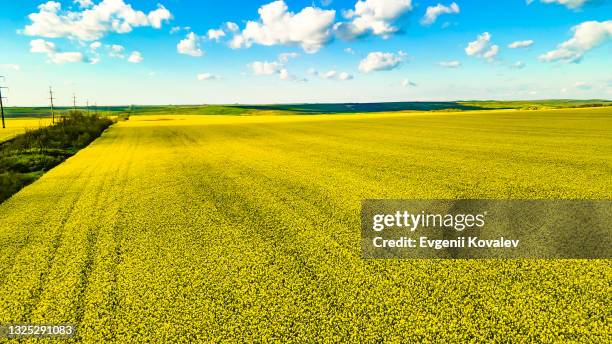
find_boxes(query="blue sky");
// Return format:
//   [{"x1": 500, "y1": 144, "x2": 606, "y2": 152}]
[{"x1": 0, "y1": 0, "x2": 611, "y2": 106}]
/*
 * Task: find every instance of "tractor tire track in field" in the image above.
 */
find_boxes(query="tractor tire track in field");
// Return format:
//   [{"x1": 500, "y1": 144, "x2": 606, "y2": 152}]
[
  {"x1": 27, "y1": 128, "x2": 125, "y2": 325},
  {"x1": 0, "y1": 134, "x2": 109, "y2": 323},
  {"x1": 72, "y1": 131, "x2": 136, "y2": 341}
]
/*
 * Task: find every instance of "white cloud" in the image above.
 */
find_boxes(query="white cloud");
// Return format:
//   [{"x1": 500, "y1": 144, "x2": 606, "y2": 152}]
[
  {"x1": 90, "y1": 41, "x2": 102, "y2": 50},
  {"x1": 249, "y1": 58, "x2": 306, "y2": 82},
  {"x1": 74, "y1": 0, "x2": 93, "y2": 8},
  {"x1": 344, "y1": 47, "x2": 355, "y2": 54},
  {"x1": 511, "y1": 61, "x2": 526, "y2": 69},
  {"x1": 421, "y1": 2, "x2": 459, "y2": 26},
  {"x1": 226, "y1": 22, "x2": 239, "y2": 32},
  {"x1": 335, "y1": 0, "x2": 413, "y2": 39},
  {"x1": 50, "y1": 52, "x2": 85, "y2": 64},
  {"x1": 197, "y1": 73, "x2": 219, "y2": 81},
  {"x1": 249, "y1": 61, "x2": 283, "y2": 75},
  {"x1": 248, "y1": 50, "x2": 310, "y2": 82},
  {"x1": 230, "y1": 0, "x2": 336, "y2": 53},
  {"x1": 280, "y1": 68, "x2": 307, "y2": 82},
  {"x1": 338, "y1": 72, "x2": 354, "y2": 80},
  {"x1": 527, "y1": 0, "x2": 591, "y2": 10},
  {"x1": 508, "y1": 40, "x2": 534, "y2": 48},
  {"x1": 148, "y1": 6, "x2": 172, "y2": 29},
  {"x1": 465, "y1": 32, "x2": 489, "y2": 55},
  {"x1": 323, "y1": 70, "x2": 338, "y2": 79},
  {"x1": 539, "y1": 20, "x2": 612, "y2": 63},
  {"x1": 309, "y1": 69, "x2": 353, "y2": 80},
  {"x1": 438, "y1": 60, "x2": 461, "y2": 68},
  {"x1": 31, "y1": 39, "x2": 86, "y2": 64},
  {"x1": 128, "y1": 51, "x2": 143, "y2": 63},
  {"x1": 0, "y1": 64, "x2": 21, "y2": 71},
  {"x1": 279, "y1": 68, "x2": 300, "y2": 81},
  {"x1": 401, "y1": 79, "x2": 417, "y2": 87},
  {"x1": 208, "y1": 29, "x2": 226, "y2": 41},
  {"x1": 30, "y1": 38, "x2": 56, "y2": 53},
  {"x1": 483, "y1": 44, "x2": 499, "y2": 59},
  {"x1": 23, "y1": 0, "x2": 172, "y2": 41},
  {"x1": 177, "y1": 32, "x2": 203, "y2": 57},
  {"x1": 358, "y1": 51, "x2": 403, "y2": 73},
  {"x1": 109, "y1": 44, "x2": 125, "y2": 58},
  {"x1": 278, "y1": 52, "x2": 299, "y2": 63},
  {"x1": 465, "y1": 32, "x2": 499, "y2": 60}
]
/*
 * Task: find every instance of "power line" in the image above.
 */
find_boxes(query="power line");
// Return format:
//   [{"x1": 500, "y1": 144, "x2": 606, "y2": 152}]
[
  {"x1": 49, "y1": 86, "x2": 56, "y2": 124},
  {"x1": 0, "y1": 76, "x2": 7, "y2": 129}
]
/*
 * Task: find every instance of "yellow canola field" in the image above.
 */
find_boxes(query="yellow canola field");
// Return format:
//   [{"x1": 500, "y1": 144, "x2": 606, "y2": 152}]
[
  {"x1": 0, "y1": 117, "x2": 54, "y2": 143},
  {"x1": 0, "y1": 107, "x2": 611, "y2": 342}
]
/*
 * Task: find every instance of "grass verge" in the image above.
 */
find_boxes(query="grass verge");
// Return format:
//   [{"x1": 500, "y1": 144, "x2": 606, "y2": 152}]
[{"x1": 0, "y1": 112, "x2": 114, "y2": 203}]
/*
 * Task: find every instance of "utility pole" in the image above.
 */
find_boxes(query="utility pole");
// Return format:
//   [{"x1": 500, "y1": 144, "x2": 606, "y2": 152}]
[
  {"x1": 49, "y1": 86, "x2": 56, "y2": 124},
  {"x1": 72, "y1": 93, "x2": 77, "y2": 112},
  {"x1": 86, "y1": 100, "x2": 90, "y2": 114},
  {"x1": 0, "y1": 76, "x2": 7, "y2": 129}
]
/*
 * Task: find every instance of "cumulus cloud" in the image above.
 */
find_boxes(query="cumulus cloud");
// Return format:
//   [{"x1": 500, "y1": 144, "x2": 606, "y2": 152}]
[
  {"x1": 50, "y1": 52, "x2": 85, "y2": 64},
  {"x1": 539, "y1": 20, "x2": 612, "y2": 63},
  {"x1": 344, "y1": 47, "x2": 355, "y2": 54},
  {"x1": 465, "y1": 32, "x2": 490, "y2": 55},
  {"x1": 511, "y1": 61, "x2": 526, "y2": 69},
  {"x1": 358, "y1": 51, "x2": 403, "y2": 73},
  {"x1": 248, "y1": 56, "x2": 306, "y2": 82},
  {"x1": 30, "y1": 39, "x2": 85, "y2": 64},
  {"x1": 229, "y1": 0, "x2": 335, "y2": 53},
  {"x1": 279, "y1": 68, "x2": 306, "y2": 81},
  {"x1": 74, "y1": 0, "x2": 93, "y2": 8},
  {"x1": 335, "y1": 0, "x2": 413, "y2": 40},
  {"x1": 197, "y1": 73, "x2": 219, "y2": 81},
  {"x1": 225, "y1": 22, "x2": 239, "y2": 32},
  {"x1": 23, "y1": 0, "x2": 172, "y2": 41},
  {"x1": 30, "y1": 38, "x2": 56, "y2": 53},
  {"x1": 401, "y1": 79, "x2": 417, "y2": 87},
  {"x1": 177, "y1": 32, "x2": 203, "y2": 57},
  {"x1": 421, "y1": 2, "x2": 459, "y2": 26},
  {"x1": 127, "y1": 51, "x2": 143, "y2": 63},
  {"x1": 278, "y1": 52, "x2": 299, "y2": 63},
  {"x1": 148, "y1": 5, "x2": 172, "y2": 28},
  {"x1": 249, "y1": 61, "x2": 283, "y2": 75},
  {"x1": 527, "y1": 0, "x2": 592, "y2": 10},
  {"x1": 483, "y1": 44, "x2": 499, "y2": 59},
  {"x1": 508, "y1": 40, "x2": 534, "y2": 48},
  {"x1": 207, "y1": 29, "x2": 226, "y2": 41},
  {"x1": 323, "y1": 70, "x2": 338, "y2": 79},
  {"x1": 438, "y1": 60, "x2": 461, "y2": 68},
  {"x1": 308, "y1": 69, "x2": 353, "y2": 80},
  {"x1": 90, "y1": 41, "x2": 102, "y2": 50},
  {"x1": 108, "y1": 44, "x2": 125, "y2": 58},
  {"x1": 338, "y1": 72, "x2": 354, "y2": 80},
  {"x1": 465, "y1": 32, "x2": 499, "y2": 60}
]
